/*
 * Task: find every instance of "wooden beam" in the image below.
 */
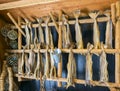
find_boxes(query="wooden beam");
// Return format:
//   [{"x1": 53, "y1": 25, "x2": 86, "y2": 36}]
[
  {"x1": 0, "y1": 0, "x2": 59, "y2": 10},
  {"x1": 14, "y1": 74, "x2": 120, "y2": 88},
  {"x1": 12, "y1": 16, "x2": 109, "y2": 29},
  {"x1": 6, "y1": 49, "x2": 120, "y2": 54}
]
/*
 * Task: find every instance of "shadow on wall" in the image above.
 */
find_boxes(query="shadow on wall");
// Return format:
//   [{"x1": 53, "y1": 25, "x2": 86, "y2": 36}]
[{"x1": 19, "y1": 21, "x2": 115, "y2": 91}]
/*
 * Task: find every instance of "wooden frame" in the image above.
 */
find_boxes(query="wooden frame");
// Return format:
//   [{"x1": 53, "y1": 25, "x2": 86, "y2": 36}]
[{"x1": 4, "y1": 1, "x2": 120, "y2": 90}]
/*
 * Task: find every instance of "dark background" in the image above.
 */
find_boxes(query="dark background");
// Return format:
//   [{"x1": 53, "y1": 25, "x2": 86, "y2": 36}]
[{"x1": 19, "y1": 17, "x2": 115, "y2": 91}]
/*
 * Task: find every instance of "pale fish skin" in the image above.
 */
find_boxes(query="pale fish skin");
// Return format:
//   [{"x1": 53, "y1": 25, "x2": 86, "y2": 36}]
[
  {"x1": 100, "y1": 51, "x2": 108, "y2": 82},
  {"x1": 66, "y1": 50, "x2": 76, "y2": 89},
  {"x1": 75, "y1": 18, "x2": 83, "y2": 49},
  {"x1": 105, "y1": 19, "x2": 113, "y2": 48},
  {"x1": 25, "y1": 25, "x2": 30, "y2": 49},
  {"x1": 89, "y1": 12, "x2": 101, "y2": 49}
]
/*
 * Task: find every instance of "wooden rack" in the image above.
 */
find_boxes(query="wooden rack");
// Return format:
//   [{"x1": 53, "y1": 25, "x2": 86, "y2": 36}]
[{"x1": 4, "y1": 1, "x2": 120, "y2": 90}]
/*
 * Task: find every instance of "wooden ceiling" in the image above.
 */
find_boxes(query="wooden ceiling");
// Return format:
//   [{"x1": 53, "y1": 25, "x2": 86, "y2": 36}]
[{"x1": 0, "y1": 0, "x2": 117, "y2": 23}]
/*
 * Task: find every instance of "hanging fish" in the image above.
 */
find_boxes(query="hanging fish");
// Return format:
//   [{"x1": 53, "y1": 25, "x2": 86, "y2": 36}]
[
  {"x1": 66, "y1": 49, "x2": 76, "y2": 89},
  {"x1": 20, "y1": 47, "x2": 26, "y2": 74},
  {"x1": 24, "y1": 22, "x2": 30, "y2": 49},
  {"x1": 34, "y1": 50, "x2": 41, "y2": 78},
  {"x1": 104, "y1": 12, "x2": 113, "y2": 48},
  {"x1": 34, "y1": 27, "x2": 39, "y2": 49},
  {"x1": 62, "y1": 14, "x2": 72, "y2": 48},
  {"x1": 99, "y1": 43, "x2": 108, "y2": 82},
  {"x1": 43, "y1": 49, "x2": 50, "y2": 79},
  {"x1": 50, "y1": 50, "x2": 56, "y2": 78},
  {"x1": 73, "y1": 10, "x2": 83, "y2": 49},
  {"x1": 37, "y1": 18, "x2": 45, "y2": 48},
  {"x1": 27, "y1": 45, "x2": 36, "y2": 75},
  {"x1": 89, "y1": 12, "x2": 101, "y2": 49},
  {"x1": 85, "y1": 43, "x2": 93, "y2": 86},
  {"x1": 43, "y1": 16, "x2": 51, "y2": 48}
]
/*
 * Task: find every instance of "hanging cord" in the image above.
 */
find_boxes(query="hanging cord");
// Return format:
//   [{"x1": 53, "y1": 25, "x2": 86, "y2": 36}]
[
  {"x1": 85, "y1": 43, "x2": 93, "y2": 86},
  {"x1": 104, "y1": 11, "x2": 113, "y2": 48},
  {"x1": 66, "y1": 47, "x2": 76, "y2": 89},
  {"x1": 73, "y1": 10, "x2": 83, "y2": 49},
  {"x1": 37, "y1": 18, "x2": 45, "y2": 48},
  {"x1": 62, "y1": 14, "x2": 72, "y2": 48},
  {"x1": 99, "y1": 43, "x2": 109, "y2": 86},
  {"x1": 89, "y1": 12, "x2": 101, "y2": 49}
]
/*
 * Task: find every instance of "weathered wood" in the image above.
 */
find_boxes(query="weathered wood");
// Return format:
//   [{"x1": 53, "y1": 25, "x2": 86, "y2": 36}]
[
  {"x1": 6, "y1": 49, "x2": 120, "y2": 54},
  {"x1": 17, "y1": 17, "x2": 23, "y2": 82},
  {"x1": 0, "y1": 0, "x2": 59, "y2": 10},
  {"x1": 115, "y1": 2, "x2": 120, "y2": 85},
  {"x1": 111, "y1": 3, "x2": 116, "y2": 25},
  {"x1": 14, "y1": 74, "x2": 120, "y2": 88},
  {"x1": 13, "y1": 17, "x2": 109, "y2": 29},
  {"x1": 57, "y1": 11, "x2": 62, "y2": 87},
  {"x1": 0, "y1": 0, "x2": 117, "y2": 22},
  {"x1": 7, "y1": 13, "x2": 26, "y2": 37},
  {"x1": 49, "y1": 12, "x2": 59, "y2": 33}
]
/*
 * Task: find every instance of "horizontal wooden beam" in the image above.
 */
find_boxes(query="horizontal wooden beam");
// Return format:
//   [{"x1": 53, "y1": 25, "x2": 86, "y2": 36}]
[
  {"x1": 0, "y1": 0, "x2": 59, "y2": 10},
  {"x1": 6, "y1": 49, "x2": 120, "y2": 54},
  {"x1": 12, "y1": 16, "x2": 109, "y2": 29},
  {"x1": 14, "y1": 74, "x2": 120, "y2": 88}
]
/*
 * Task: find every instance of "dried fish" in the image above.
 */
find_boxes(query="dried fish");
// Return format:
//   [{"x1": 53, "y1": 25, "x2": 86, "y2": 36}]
[
  {"x1": 73, "y1": 10, "x2": 83, "y2": 49},
  {"x1": 20, "y1": 47, "x2": 26, "y2": 74},
  {"x1": 89, "y1": 12, "x2": 100, "y2": 49},
  {"x1": 43, "y1": 49, "x2": 50, "y2": 79},
  {"x1": 27, "y1": 45, "x2": 36, "y2": 75},
  {"x1": 104, "y1": 12, "x2": 113, "y2": 48},
  {"x1": 24, "y1": 20, "x2": 30, "y2": 49},
  {"x1": 62, "y1": 14, "x2": 72, "y2": 48},
  {"x1": 99, "y1": 43, "x2": 108, "y2": 82},
  {"x1": 44, "y1": 16, "x2": 51, "y2": 47},
  {"x1": 50, "y1": 50, "x2": 56, "y2": 78},
  {"x1": 34, "y1": 44, "x2": 43, "y2": 78},
  {"x1": 37, "y1": 18, "x2": 45, "y2": 48},
  {"x1": 66, "y1": 49, "x2": 76, "y2": 89},
  {"x1": 85, "y1": 43, "x2": 93, "y2": 86},
  {"x1": 34, "y1": 27, "x2": 39, "y2": 49}
]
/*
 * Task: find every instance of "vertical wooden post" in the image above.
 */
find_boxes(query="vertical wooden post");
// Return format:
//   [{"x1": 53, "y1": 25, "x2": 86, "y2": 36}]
[
  {"x1": 18, "y1": 16, "x2": 22, "y2": 82},
  {"x1": 111, "y1": 3, "x2": 116, "y2": 26},
  {"x1": 115, "y1": 1, "x2": 120, "y2": 91},
  {"x1": 57, "y1": 11, "x2": 62, "y2": 87}
]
